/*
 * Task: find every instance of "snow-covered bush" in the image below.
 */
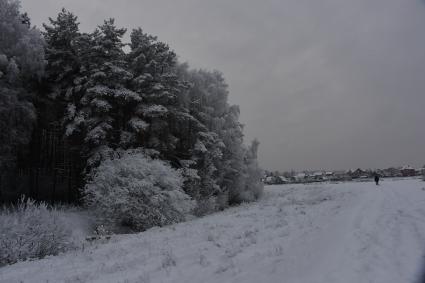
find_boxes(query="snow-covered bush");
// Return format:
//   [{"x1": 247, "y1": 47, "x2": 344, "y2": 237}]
[
  {"x1": 84, "y1": 149, "x2": 195, "y2": 232},
  {"x1": 0, "y1": 198, "x2": 73, "y2": 266}
]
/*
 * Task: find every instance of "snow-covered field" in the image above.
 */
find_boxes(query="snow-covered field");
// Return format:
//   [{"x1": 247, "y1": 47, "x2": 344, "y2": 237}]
[{"x1": 1, "y1": 178, "x2": 425, "y2": 283}]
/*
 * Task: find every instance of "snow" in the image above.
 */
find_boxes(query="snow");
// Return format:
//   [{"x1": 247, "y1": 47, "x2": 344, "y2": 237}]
[
  {"x1": 57, "y1": 209, "x2": 96, "y2": 246},
  {"x1": 129, "y1": 118, "x2": 149, "y2": 132},
  {"x1": 1, "y1": 178, "x2": 425, "y2": 283}
]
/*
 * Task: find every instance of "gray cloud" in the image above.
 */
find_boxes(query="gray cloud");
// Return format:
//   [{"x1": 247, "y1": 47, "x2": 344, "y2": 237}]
[{"x1": 21, "y1": 0, "x2": 425, "y2": 171}]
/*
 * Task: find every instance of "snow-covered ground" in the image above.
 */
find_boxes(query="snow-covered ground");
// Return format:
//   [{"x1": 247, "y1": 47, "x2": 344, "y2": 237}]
[{"x1": 1, "y1": 178, "x2": 425, "y2": 283}]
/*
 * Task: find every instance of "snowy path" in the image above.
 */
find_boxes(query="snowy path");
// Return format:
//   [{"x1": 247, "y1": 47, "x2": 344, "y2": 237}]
[{"x1": 1, "y1": 179, "x2": 425, "y2": 283}]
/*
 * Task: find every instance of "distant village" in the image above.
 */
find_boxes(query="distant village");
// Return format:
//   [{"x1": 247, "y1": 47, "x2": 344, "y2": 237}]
[{"x1": 263, "y1": 165, "x2": 425, "y2": 185}]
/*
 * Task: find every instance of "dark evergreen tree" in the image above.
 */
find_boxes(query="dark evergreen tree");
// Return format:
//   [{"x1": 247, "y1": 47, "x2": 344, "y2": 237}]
[
  {"x1": 43, "y1": 9, "x2": 80, "y2": 100},
  {"x1": 0, "y1": 0, "x2": 45, "y2": 171},
  {"x1": 63, "y1": 19, "x2": 140, "y2": 170},
  {"x1": 127, "y1": 28, "x2": 191, "y2": 159}
]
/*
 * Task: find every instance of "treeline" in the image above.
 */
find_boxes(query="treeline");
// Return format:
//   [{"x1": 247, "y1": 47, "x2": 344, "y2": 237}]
[{"x1": 0, "y1": 0, "x2": 262, "y2": 226}]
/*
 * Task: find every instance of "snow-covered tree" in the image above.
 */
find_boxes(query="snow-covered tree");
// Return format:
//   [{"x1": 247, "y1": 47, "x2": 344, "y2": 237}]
[
  {"x1": 43, "y1": 8, "x2": 80, "y2": 100},
  {"x1": 181, "y1": 69, "x2": 227, "y2": 202},
  {"x1": 0, "y1": 0, "x2": 45, "y2": 80},
  {"x1": 84, "y1": 149, "x2": 194, "y2": 232},
  {"x1": 177, "y1": 67, "x2": 264, "y2": 207},
  {"x1": 63, "y1": 19, "x2": 140, "y2": 170},
  {"x1": 241, "y1": 139, "x2": 264, "y2": 201},
  {"x1": 127, "y1": 28, "x2": 190, "y2": 157},
  {"x1": 0, "y1": 0, "x2": 45, "y2": 170},
  {"x1": 220, "y1": 105, "x2": 247, "y2": 204},
  {"x1": 3, "y1": 2, "x2": 264, "y2": 210}
]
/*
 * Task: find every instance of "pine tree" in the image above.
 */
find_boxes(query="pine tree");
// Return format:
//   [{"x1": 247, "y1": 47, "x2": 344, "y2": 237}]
[
  {"x1": 63, "y1": 19, "x2": 141, "y2": 169},
  {"x1": 43, "y1": 8, "x2": 80, "y2": 99},
  {"x1": 39, "y1": 8, "x2": 83, "y2": 155},
  {"x1": 127, "y1": 28, "x2": 200, "y2": 167}
]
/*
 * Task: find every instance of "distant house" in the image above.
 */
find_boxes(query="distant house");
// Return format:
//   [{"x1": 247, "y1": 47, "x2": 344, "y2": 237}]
[
  {"x1": 333, "y1": 171, "x2": 352, "y2": 181},
  {"x1": 382, "y1": 167, "x2": 402, "y2": 177},
  {"x1": 350, "y1": 168, "x2": 365, "y2": 179},
  {"x1": 264, "y1": 176, "x2": 275, "y2": 184},
  {"x1": 311, "y1": 172, "x2": 324, "y2": 181},
  {"x1": 325, "y1": 171, "x2": 334, "y2": 177},
  {"x1": 278, "y1": 176, "x2": 289, "y2": 184},
  {"x1": 401, "y1": 166, "x2": 416, "y2": 177},
  {"x1": 294, "y1": 173, "x2": 306, "y2": 182},
  {"x1": 263, "y1": 175, "x2": 290, "y2": 185}
]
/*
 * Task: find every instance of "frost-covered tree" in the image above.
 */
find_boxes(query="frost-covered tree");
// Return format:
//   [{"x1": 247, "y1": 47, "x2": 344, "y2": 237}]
[
  {"x1": 127, "y1": 28, "x2": 190, "y2": 158},
  {"x1": 220, "y1": 105, "x2": 247, "y2": 203},
  {"x1": 0, "y1": 0, "x2": 45, "y2": 80},
  {"x1": 84, "y1": 149, "x2": 194, "y2": 231},
  {"x1": 63, "y1": 19, "x2": 140, "y2": 169},
  {"x1": 43, "y1": 8, "x2": 80, "y2": 100},
  {"x1": 181, "y1": 69, "x2": 227, "y2": 202},
  {"x1": 0, "y1": 0, "x2": 45, "y2": 170},
  {"x1": 176, "y1": 67, "x2": 264, "y2": 207},
  {"x1": 5, "y1": 2, "x2": 264, "y2": 209},
  {"x1": 241, "y1": 139, "x2": 263, "y2": 201}
]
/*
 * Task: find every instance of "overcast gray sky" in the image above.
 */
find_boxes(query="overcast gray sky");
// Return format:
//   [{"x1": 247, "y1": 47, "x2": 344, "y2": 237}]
[{"x1": 21, "y1": 0, "x2": 425, "y2": 171}]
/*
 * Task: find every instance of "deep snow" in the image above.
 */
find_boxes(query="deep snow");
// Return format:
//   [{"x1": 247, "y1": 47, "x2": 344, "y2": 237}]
[{"x1": 1, "y1": 178, "x2": 425, "y2": 283}]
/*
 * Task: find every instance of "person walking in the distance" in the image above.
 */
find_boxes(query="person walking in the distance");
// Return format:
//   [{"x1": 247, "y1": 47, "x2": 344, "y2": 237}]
[{"x1": 374, "y1": 173, "x2": 380, "y2": 186}]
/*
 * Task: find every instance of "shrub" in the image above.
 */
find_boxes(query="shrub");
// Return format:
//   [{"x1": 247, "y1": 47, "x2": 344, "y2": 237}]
[
  {"x1": 193, "y1": 197, "x2": 218, "y2": 217},
  {"x1": 83, "y1": 149, "x2": 195, "y2": 232},
  {"x1": 0, "y1": 197, "x2": 73, "y2": 266}
]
